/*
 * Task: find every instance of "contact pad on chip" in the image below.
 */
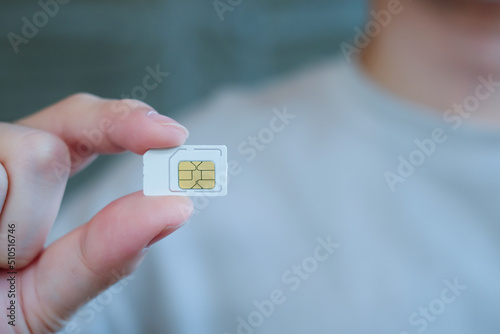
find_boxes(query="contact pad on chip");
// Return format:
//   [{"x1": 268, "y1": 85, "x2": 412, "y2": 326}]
[{"x1": 178, "y1": 161, "x2": 215, "y2": 189}]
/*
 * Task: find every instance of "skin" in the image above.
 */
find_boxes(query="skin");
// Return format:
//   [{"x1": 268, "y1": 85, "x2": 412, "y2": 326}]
[
  {"x1": 363, "y1": 0, "x2": 500, "y2": 124},
  {"x1": 0, "y1": 94, "x2": 193, "y2": 333}
]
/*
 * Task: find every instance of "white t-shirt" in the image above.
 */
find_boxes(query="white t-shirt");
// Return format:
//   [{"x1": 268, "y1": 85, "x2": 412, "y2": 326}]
[{"x1": 54, "y1": 58, "x2": 500, "y2": 334}]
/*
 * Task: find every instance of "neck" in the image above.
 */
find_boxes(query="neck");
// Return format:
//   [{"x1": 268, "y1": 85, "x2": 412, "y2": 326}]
[{"x1": 361, "y1": 2, "x2": 500, "y2": 126}]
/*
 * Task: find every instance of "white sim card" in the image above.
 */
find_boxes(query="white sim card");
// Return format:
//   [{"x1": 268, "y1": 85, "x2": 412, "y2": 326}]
[{"x1": 143, "y1": 145, "x2": 227, "y2": 196}]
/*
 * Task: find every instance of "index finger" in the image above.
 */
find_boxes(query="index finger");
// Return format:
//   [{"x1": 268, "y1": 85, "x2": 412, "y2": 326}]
[{"x1": 17, "y1": 93, "x2": 189, "y2": 173}]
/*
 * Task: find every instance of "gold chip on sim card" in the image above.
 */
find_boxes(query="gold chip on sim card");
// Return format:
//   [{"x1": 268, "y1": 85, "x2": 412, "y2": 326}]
[{"x1": 178, "y1": 161, "x2": 216, "y2": 189}]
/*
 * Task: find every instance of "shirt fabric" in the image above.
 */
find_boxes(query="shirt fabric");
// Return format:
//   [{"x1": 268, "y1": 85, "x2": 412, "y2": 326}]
[{"x1": 53, "y1": 57, "x2": 500, "y2": 334}]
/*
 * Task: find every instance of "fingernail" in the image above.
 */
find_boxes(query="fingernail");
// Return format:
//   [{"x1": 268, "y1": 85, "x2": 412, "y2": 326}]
[{"x1": 147, "y1": 111, "x2": 189, "y2": 138}]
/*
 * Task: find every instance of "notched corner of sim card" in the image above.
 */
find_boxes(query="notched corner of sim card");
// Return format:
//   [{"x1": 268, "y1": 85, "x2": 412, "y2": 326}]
[{"x1": 143, "y1": 145, "x2": 228, "y2": 197}]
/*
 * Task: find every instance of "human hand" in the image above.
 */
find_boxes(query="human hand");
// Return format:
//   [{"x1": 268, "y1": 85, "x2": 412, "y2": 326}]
[{"x1": 0, "y1": 93, "x2": 193, "y2": 333}]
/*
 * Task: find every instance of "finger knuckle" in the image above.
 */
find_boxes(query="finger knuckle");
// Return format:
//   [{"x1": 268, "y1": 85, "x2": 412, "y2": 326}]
[
  {"x1": 17, "y1": 131, "x2": 70, "y2": 176},
  {"x1": 66, "y1": 92, "x2": 99, "y2": 104}
]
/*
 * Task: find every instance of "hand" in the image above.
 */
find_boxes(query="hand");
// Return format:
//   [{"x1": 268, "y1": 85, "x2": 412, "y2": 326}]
[{"x1": 0, "y1": 93, "x2": 193, "y2": 333}]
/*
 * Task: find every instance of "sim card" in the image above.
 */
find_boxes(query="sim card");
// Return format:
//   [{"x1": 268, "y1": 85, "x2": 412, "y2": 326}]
[{"x1": 143, "y1": 145, "x2": 227, "y2": 196}]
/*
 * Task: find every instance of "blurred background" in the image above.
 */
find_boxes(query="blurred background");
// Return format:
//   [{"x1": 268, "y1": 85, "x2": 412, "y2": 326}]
[{"x1": 0, "y1": 0, "x2": 366, "y2": 187}]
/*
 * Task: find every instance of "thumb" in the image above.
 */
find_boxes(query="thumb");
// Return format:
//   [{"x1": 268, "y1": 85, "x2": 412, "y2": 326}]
[{"x1": 19, "y1": 192, "x2": 193, "y2": 332}]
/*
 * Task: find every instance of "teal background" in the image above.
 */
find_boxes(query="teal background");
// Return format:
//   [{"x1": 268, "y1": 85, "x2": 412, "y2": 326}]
[{"x1": 0, "y1": 0, "x2": 366, "y2": 187}]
